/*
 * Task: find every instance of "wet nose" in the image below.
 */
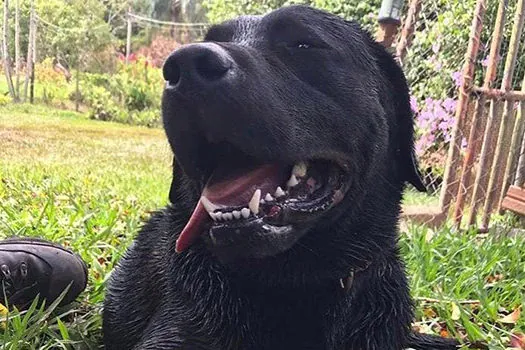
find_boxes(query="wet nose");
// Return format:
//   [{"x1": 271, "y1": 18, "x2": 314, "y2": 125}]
[{"x1": 163, "y1": 43, "x2": 233, "y2": 88}]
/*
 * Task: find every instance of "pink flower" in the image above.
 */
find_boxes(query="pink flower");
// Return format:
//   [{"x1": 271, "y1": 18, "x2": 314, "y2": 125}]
[
  {"x1": 451, "y1": 71, "x2": 463, "y2": 87},
  {"x1": 410, "y1": 96, "x2": 419, "y2": 113}
]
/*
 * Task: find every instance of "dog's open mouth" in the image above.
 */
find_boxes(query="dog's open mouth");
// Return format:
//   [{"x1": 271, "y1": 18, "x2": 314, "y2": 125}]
[{"x1": 175, "y1": 158, "x2": 350, "y2": 253}]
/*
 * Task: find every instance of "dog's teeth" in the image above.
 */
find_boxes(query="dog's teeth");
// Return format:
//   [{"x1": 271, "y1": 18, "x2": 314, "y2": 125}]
[
  {"x1": 210, "y1": 212, "x2": 218, "y2": 221},
  {"x1": 215, "y1": 211, "x2": 223, "y2": 221},
  {"x1": 201, "y1": 196, "x2": 218, "y2": 213},
  {"x1": 287, "y1": 174, "x2": 299, "y2": 188},
  {"x1": 224, "y1": 212, "x2": 233, "y2": 220},
  {"x1": 241, "y1": 207, "x2": 251, "y2": 218},
  {"x1": 275, "y1": 186, "x2": 286, "y2": 198},
  {"x1": 249, "y1": 189, "x2": 261, "y2": 214},
  {"x1": 232, "y1": 210, "x2": 241, "y2": 219},
  {"x1": 260, "y1": 199, "x2": 265, "y2": 204},
  {"x1": 265, "y1": 193, "x2": 274, "y2": 202},
  {"x1": 292, "y1": 161, "x2": 308, "y2": 177}
]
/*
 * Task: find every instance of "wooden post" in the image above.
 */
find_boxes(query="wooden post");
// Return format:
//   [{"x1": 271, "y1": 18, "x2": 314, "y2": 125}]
[
  {"x1": 126, "y1": 9, "x2": 132, "y2": 63},
  {"x1": 2, "y1": 0, "x2": 17, "y2": 100},
  {"x1": 376, "y1": 0, "x2": 404, "y2": 48}
]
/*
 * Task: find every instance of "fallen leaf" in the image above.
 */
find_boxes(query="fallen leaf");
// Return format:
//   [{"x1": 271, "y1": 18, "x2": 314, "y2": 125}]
[
  {"x1": 423, "y1": 307, "x2": 437, "y2": 318},
  {"x1": 510, "y1": 332, "x2": 525, "y2": 349},
  {"x1": 497, "y1": 306, "x2": 521, "y2": 324},
  {"x1": 0, "y1": 302, "x2": 7, "y2": 329},
  {"x1": 451, "y1": 302, "x2": 461, "y2": 321}
]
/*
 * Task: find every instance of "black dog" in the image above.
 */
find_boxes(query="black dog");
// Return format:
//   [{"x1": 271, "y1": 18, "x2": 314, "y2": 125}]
[{"x1": 104, "y1": 6, "x2": 458, "y2": 349}]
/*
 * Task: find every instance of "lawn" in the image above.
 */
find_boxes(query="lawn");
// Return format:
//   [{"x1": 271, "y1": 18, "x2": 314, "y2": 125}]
[{"x1": 0, "y1": 104, "x2": 524, "y2": 349}]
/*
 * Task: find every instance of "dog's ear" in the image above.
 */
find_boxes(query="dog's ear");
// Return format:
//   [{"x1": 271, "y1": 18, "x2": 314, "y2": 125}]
[{"x1": 371, "y1": 43, "x2": 426, "y2": 192}]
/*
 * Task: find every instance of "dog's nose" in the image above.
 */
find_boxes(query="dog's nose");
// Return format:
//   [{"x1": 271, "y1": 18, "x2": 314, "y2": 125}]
[{"x1": 163, "y1": 43, "x2": 233, "y2": 88}]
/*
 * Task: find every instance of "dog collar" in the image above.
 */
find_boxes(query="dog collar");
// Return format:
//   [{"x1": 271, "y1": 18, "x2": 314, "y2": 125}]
[
  {"x1": 339, "y1": 271, "x2": 355, "y2": 292},
  {"x1": 339, "y1": 261, "x2": 371, "y2": 293}
]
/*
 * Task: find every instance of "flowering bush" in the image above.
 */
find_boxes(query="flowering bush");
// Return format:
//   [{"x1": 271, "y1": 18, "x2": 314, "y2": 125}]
[
  {"x1": 81, "y1": 56, "x2": 164, "y2": 127},
  {"x1": 136, "y1": 35, "x2": 181, "y2": 68}
]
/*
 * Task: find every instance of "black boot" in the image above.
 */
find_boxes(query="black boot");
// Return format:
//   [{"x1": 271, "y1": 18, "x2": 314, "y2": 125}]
[{"x1": 0, "y1": 238, "x2": 88, "y2": 310}]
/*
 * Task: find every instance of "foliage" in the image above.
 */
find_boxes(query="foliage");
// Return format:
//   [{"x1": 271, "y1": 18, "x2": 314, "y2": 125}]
[
  {"x1": 136, "y1": 33, "x2": 181, "y2": 68},
  {"x1": 0, "y1": 94, "x2": 11, "y2": 106},
  {"x1": 81, "y1": 56, "x2": 164, "y2": 127},
  {"x1": 203, "y1": 0, "x2": 380, "y2": 32}
]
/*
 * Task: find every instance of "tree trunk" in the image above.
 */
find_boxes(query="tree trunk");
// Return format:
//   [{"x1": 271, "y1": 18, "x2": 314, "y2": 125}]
[
  {"x1": 14, "y1": 0, "x2": 20, "y2": 100},
  {"x1": 23, "y1": 0, "x2": 35, "y2": 101},
  {"x1": 2, "y1": 0, "x2": 17, "y2": 100}
]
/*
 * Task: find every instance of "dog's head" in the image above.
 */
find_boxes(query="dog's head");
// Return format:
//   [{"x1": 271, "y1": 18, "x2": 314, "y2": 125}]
[{"x1": 162, "y1": 6, "x2": 424, "y2": 268}]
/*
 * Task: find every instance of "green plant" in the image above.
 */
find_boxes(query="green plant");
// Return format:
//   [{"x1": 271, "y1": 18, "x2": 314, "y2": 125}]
[{"x1": 0, "y1": 95, "x2": 10, "y2": 106}]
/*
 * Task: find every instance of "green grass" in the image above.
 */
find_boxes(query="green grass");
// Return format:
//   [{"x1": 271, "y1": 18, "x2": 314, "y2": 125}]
[
  {"x1": 0, "y1": 103, "x2": 171, "y2": 348},
  {"x1": 0, "y1": 104, "x2": 524, "y2": 349}
]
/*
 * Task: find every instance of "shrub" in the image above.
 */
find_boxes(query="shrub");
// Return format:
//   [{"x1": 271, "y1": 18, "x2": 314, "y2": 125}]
[
  {"x1": 81, "y1": 56, "x2": 164, "y2": 126},
  {"x1": 0, "y1": 94, "x2": 11, "y2": 106}
]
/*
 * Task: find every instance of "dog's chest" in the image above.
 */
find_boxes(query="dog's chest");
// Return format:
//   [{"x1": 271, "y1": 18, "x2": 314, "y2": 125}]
[{"x1": 230, "y1": 291, "x2": 331, "y2": 349}]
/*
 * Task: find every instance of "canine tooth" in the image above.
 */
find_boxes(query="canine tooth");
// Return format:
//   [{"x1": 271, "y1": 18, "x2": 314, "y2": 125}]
[
  {"x1": 215, "y1": 211, "x2": 223, "y2": 221},
  {"x1": 260, "y1": 199, "x2": 266, "y2": 204},
  {"x1": 265, "y1": 193, "x2": 274, "y2": 202},
  {"x1": 249, "y1": 189, "x2": 261, "y2": 214},
  {"x1": 275, "y1": 186, "x2": 286, "y2": 198},
  {"x1": 201, "y1": 196, "x2": 218, "y2": 213},
  {"x1": 292, "y1": 161, "x2": 308, "y2": 177},
  {"x1": 232, "y1": 210, "x2": 241, "y2": 219},
  {"x1": 241, "y1": 207, "x2": 251, "y2": 218},
  {"x1": 287, "y1": 174, "x2": 299, "y2": 188},
  {"x1": 224, "y1": 212, "x2": 233, "y2": 220}
]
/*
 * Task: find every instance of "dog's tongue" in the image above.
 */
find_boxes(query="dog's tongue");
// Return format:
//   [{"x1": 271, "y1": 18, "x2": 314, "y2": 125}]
[{"x1": 176, "y1": 164, "x2": 287, "y2": 252}]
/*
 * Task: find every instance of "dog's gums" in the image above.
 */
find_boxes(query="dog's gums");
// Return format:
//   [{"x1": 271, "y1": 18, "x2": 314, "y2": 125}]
[{"x1": 176, "y1": 159, "x2": 349, "y2": 253}]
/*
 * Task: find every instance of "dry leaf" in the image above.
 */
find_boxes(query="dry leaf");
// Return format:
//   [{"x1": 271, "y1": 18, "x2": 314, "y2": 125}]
[
  {"x1": 0, "y1": 302, "x2": 7, "y2": 329},
  {"x1": 510, "y1": 332, "x2": 525, "y2": 349},
  {"x1": 497, "y1": 306, "x2": 521, "y2": 324}
]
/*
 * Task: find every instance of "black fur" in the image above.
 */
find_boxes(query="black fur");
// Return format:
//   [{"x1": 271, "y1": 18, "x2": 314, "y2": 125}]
[{"x1": 103, "y1": 6, "x2": 457, "y2": 349}]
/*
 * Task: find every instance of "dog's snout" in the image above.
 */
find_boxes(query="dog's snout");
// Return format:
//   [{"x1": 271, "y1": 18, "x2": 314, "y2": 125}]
[{"x1": 163, "y1": 43, "x2": 233, "y2": 88}]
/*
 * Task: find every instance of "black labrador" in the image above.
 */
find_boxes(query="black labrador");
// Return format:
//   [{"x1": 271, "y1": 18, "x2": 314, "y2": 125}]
[{"x1": 103, "y1": 6, "x2": 459, "y2": 350}]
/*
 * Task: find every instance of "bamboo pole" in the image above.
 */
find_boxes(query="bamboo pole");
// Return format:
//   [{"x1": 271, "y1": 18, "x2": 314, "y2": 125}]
[
  {"x1": 455, "y1": 0, "x2": 508, "y2": 227},
  {"x1": 439, "y1": 0, "x2": 487, "y2": 218},
  {"x1": 29, "y1": 12, "x2": 36, "y2": 104},
  {"x1": 396, "y1": 0, "x2": 422, "y2": 65},
  {"x1": 499, "y1": 76, "x2": 525, "y2": 212},
  {"x1": 514, "y1": 107, "x2": 525, "y2": 187},
  {"x1": 2, "y1": 0, "x2": 16, "y2": 100},
  {"x1": 481, "y1": 0, "x2": 525, "y2": 229}
]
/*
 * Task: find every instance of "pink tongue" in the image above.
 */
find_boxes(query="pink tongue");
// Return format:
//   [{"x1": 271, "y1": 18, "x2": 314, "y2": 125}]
[{"x1": 175, "y1": 164, "x2": 287, "y2": 252}]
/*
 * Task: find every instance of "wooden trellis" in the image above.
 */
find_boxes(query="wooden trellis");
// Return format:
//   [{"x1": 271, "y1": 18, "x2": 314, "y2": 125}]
[{"x1": 403, "y1": 0, "x2": 525, "y2": 230}]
